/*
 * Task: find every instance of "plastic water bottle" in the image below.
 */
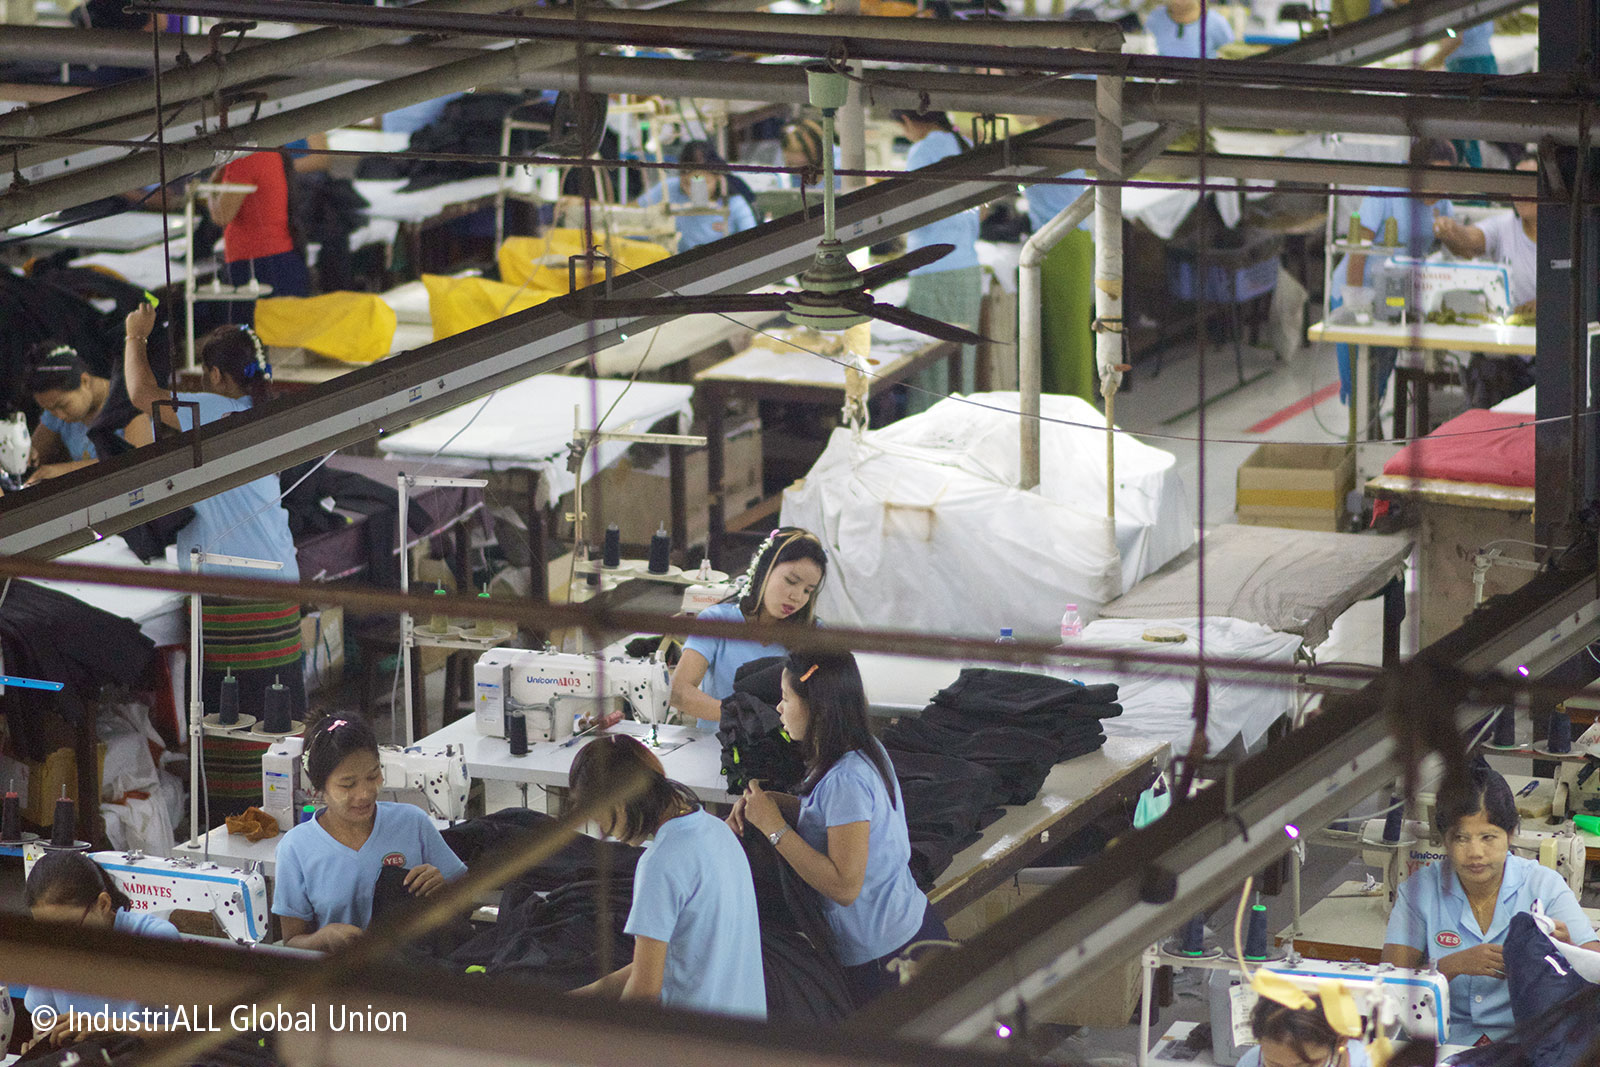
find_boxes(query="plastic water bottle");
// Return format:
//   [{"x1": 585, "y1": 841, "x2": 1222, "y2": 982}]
[
  {"x1": 996, "y1": 628, "x2": 1017, "y2": 644},
  {"x1": 1060, "y1": 604, "x2": 1083, "y2": 644}
]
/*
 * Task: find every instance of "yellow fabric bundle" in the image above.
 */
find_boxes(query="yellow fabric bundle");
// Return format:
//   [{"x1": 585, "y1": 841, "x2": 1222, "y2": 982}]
[
  {"x1": 254, "y1": 291, "x2": 397, "y2": 365},
  {"x1": 422, "y1": 273, "x2": 556, "y2": 342},
  {"x1": 498, "y1": 229, "x2": 670, "y2": 294}
]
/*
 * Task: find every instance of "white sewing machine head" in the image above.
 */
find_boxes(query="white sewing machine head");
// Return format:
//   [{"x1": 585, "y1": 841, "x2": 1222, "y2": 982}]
[
  {"x1": 379, "y1": 744, "x2": 469, "y2": 823},
  {"x1": 1258, "y1": 961, "x2": 1451, "y2": 1046},
  {"x1": 90, "y1": 851, "x2": 270, "y2": 944},
  {"x1": 474, "y1": 647, "x2": 672, "y2": 738},
  {"x1": 0, "y1": 412, "x2": 29, "y2": 478}
]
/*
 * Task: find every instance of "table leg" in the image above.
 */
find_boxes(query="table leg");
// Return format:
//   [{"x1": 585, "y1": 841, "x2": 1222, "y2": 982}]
[
  {"x1": 1393, "y1": 368, "x2": 1410, "y2": 441},
  {"x1": 1380, "y1": 574, "x2": 1404, "y2": 668},
  {"x1": 1356, "y1": 343, "x2": 1373, "y2": 443},
  {"x1": 524, "y1": 469, "x2": 547, "y2": 645},
  {"x1": 706, "y1": 384, "x2": 728, "y2": 571},
  {"x1": 1415, "y1": 370, "x2": 1431, "y2": 439}
]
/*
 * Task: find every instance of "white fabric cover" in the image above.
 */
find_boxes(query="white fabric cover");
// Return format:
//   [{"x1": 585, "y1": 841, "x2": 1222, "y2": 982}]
[
  {"x1": 97, "y1": 701, "x2": 179, "y2": 855},
  {"x1": 782, "y1": 393, "x2": 1192, "y2": 640}
]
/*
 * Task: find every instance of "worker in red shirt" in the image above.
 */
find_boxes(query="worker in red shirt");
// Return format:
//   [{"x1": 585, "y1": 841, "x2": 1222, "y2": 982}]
[{"x1": 205, "y1": 150, "x2": 310, "y2": 322}]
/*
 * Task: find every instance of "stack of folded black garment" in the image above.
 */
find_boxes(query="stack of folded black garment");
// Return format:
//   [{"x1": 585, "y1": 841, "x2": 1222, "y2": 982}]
[
  {"x1": 717, "y1": 658, "x2": 807, "y2": 794},
  {"x1": 883, "y1": 669, "x2": 1121, "y2": 887}
]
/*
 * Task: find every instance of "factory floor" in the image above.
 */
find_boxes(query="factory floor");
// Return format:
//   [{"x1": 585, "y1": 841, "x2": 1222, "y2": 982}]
[{"x1": 1, "y1": 330, "x2": 1434, "y2": 1060}]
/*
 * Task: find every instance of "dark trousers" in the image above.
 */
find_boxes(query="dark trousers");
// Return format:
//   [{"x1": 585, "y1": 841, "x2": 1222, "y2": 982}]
[{"x1": 843, "y1": 903, "x2": 950, "y2": 1008}]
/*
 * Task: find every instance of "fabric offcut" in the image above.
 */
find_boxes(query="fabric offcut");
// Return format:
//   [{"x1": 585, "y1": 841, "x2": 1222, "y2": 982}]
[
  {"x1": 254, "y1": 292, "x2": 397, "y2": 364},
  {"x1": 1382, "y1": 408, "x2": 1534, "y2": 488}
]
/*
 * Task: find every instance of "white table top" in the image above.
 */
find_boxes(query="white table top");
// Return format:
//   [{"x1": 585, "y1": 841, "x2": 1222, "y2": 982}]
[
  {"x1": 10, "y1": 212, "x2": 187, "y2": 252},
  {"x1": 377, "y1": 374, "x2": 693, "y2": 508},
  {"x1": 71, "y1": 243, "x2": 209, "y2": 290},
  {"x1": 354, "y1": 176, "x2": 504, "y2": 224},
  {"x1": 696, "y1": 324, "x2": 934, "y2": 389},
  {"x1": 1309, "y1": 318, "x2": 1538, "y2": 356},
  {"x1": 422, "y1": 715, "x2": 734, "y2": 802}
]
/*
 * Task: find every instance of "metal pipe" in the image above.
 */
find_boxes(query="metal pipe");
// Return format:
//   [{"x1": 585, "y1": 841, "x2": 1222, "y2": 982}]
[
  {"x1": 1093, "y1": 71, "x2": 1124, "y2": 527},
  {"x1": 0, "y1": 0, "x2": 771, "y2": 228},
  {"x1": 0, "y1": 0, "x2": 560, "y2": 145}
]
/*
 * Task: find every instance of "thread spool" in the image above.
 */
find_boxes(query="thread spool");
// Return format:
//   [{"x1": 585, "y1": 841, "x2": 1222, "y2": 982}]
[
  {"x1": 647, "y1": 524, "x2": 671, "y2": 575},
  {"x1": 262, "y1": 676, "x2": 292, "y2": 734},
  {"x1": 474, "y1": 588, "x2": 499, "y2": 638},
  {"x1": 507, "y1": 710, "x2": 529, "y2": 755},
  {"x1": 1244, "y1": 904, "x2": 1270, "y2": 960},
  {"x1": 1491, "y1": 707, "x2": 1516, "y2": 747},
  {"x1": 1382, "y1": 801, "x2": 1403, "y2": 844},
  {"x1": 602, "y1": 524, "x2": 622, "y2": 569},
  {"x1": 51, "y1": 789, "x2": 75, "y2": 847},
  {"x1": 1573, "y1": 813, "x2": 1600, "y2": 835},
  {"x1": 218, "y1": 669, "x2": 241, "y2": 726},
  {"x1": 1547, "y1": 709, "x2": 1574, "y2": 754},
  {"x1": 1180, "y1": 914, "x2": 1207, "y2": 957},
  {"x1": 425, "y1": 583, "x2": 452, "y2": 634},
  {"x1": 1, "y1": 786, "x2": 19, "y2": 842}
]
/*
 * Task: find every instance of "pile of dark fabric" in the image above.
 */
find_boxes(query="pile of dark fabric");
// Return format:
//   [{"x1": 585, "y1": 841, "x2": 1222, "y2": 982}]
[
  {"x1": 0, "y1": 581, "x2": 158, "y2": 761},
  {"x1": 0, "y1": 267, "x2": 141, "y2": 420},
  {"x1": 717, "y1": 657, "x2": 806, "y2": 794},
  {"x1": 425, "y1": 808, "x2": 855, "y2": 1021},
  {"x1": 883, "y1": 669, "x2": 1121, "y2": 887},
  {"x1": 1451, "y1": 912, "x2": 1600, "y2": 1067},
  {"x1": 292, "y1": 172, "x2": 369, "y2": 293},
  {"x1": 280, "y1": 459, "x2": 434, "y2": 589}
]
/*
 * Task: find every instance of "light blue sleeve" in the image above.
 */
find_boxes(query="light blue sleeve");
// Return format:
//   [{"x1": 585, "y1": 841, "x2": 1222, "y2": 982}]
[
  {"x1": 1356, "y1": 195, "x2": 1393, "y2": 234},
  {"x1": 271, "y1": 830, "x2": 315, "y2": 920},
  {"x1": 728, "y1": 196, "x2": 757, "y2": 235},
  {"x1": 624, "y1": 847, "x2": 686, "y2": 945},
  {"x1": 638, "y1": 182, "x2": 665, "y2": 208},
  {"x1": 683, "y1": 602, "x2": 736, "y2": 671},
  {"x1": 173, "y1": 391, "x2": 247, "y2": 432},
  {"x1": 1536, "y1": 869, "x2": 1597, "y2": 945},
  {"x1": 411, "y1": 807, "x2": 467, "y2": 879},
  {"x1": 813, "y1": 759, "x2": 876, "y2": 827},
  {"x1": 1384, "y1": 872, "x2": 1431, "y2": 951},
  {"x1": 1209, "y1": 10, "x2": 1235, "y2": 50},
  {"x1": 1237, "y1": 1047, "x2": 1261, "y2": 1067}
]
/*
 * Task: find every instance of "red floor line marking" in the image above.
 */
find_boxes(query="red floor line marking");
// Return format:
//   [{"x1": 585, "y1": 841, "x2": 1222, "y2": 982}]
[{"x1": 1248, "y1": 382, "x2": 1341, "y2": 434}]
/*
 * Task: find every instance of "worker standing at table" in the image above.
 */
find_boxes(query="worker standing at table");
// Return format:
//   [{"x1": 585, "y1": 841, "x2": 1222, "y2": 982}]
[
  {"x1": 1329, "y1": 139, "x2": 1458, "y2": 409},
  {"x1": 1380, "y1": 763, "x2": 1599, "y2": 1045},
  {"x1": 1433, "y1": 155, "x2": 1537, "y2": 406},
  {"x1": 205, "y1": 149, "x2": 311, "y2": 323},
  {"x1": 1146, "y1": 0, "x2": 1234, "y2": 59},
  {"x1": 669, "y1": 527, "x2": 828, "y2": 731},
  {"x1": 892, "y1": 109, "x2": 981, "y2": 414}
]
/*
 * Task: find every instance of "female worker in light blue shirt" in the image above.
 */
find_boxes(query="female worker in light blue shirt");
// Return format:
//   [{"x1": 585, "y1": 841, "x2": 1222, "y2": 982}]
[
  {"x1": 731, "y1": 650, "x2": 944, "y2": 1007},
  {"x1": 637, "y1": 140, "x2": 758, "y2": 253},
  {"x1": 1146, "y1": 0, "x2": 1234, "y2": 59},
  {"x1": 1381, "y1": 763, "x2": 1600, "y2": 1045},
  {"x1": 893, "y1": 109, "x2": 981, "y2": 413},
  {"x1": 1236, "y1": 995, "x2": 1371, "y2": 1067},
  {"x1": 669, "y1": 527, "x2": 828, "y2": 731},
  {"x1": 571, "y1": 733, "x2": 766, "y2": 1018}
]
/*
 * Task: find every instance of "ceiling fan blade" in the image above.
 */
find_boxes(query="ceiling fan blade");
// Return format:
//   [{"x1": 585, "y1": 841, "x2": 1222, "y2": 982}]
[
  {"x1": 856, "y1": 244, "x2": 954, "y2": 290},
  {"x1": 566, "y1": 293, "x2": 791, "y2": 318},
  {"x1": 841, "y1": 296, "x2": 994, "y2": 347}
]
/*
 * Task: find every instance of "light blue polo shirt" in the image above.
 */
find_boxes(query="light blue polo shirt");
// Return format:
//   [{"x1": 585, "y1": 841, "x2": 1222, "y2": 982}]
[
  {"x1": 273, "y1": 802, "x2": 467, "y2": 931},
  {"x1": 904, "y1": 131, "x2": 979, "y2": 276},
  {"x1": 682, "y1": 601, "x2": 791, "y2": 732},
  {"x1": 624, "y1": 809, "x2": 766, "y2": 1018},
  {"x1": 1454, "y1": 21, "x2": 1494, "y2": 59},
  {"x1": 637, "y1": 179, "x2": 757, "y2": 252},
  {"x1": 1027, "y1": 170, "x2": 1093, "y2": 235},
  {"x1": 1147, "y1": 7, "x2": 1234, "y2": 59},
  {"x1": 173, "y1": 392, "x2": 300, "y2": 582},
  {"x1": 1384, "y1": 854, "x2": 1597, "y2": 1043},
  {"x1": 24, "y1": 910, "x2": 179, "y2": 1020},
  {"x1": 39, "y1": 411, "x2": 96, "y2": 462},
  {"x1": 797, "y1": 744, "x2": 926, "y2": 966}
]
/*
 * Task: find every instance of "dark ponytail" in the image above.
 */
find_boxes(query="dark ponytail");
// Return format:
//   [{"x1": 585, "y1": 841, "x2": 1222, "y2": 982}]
[
  {"x1": 25, "y1": 850, "x2": 133, "y2": 913},
  {"x1": 303, "y1": 713, "x2": 380, "y2": 792},
  {"x1": 26, "y1": 341, "x2": 90, "y2": 397},
  {"x1": 785, "y1": 649, "x2": 896, "y2": 806},
  {"x1": 198, "y1": 323, "x2": 272, "y2": 405},
  {"x1": 890, "y1": 109, "x2": 969, "y2": 150},
  {"x1": 568, "y1": 733, "x2": 699, "y2": 842}
]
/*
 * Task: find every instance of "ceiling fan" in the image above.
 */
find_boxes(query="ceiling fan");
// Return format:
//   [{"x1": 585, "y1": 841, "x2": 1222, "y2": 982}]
[{"x1": 564, "y1": 67, "x2": 991, "y2": 347}]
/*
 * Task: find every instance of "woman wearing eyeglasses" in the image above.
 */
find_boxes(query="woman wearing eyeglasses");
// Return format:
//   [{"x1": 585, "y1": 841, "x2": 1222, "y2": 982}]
[
  {"x1": 1238, "y1": 996, "x2": 1370, "y2": 1067},
  {"x1": 728, "y1": 650, "x2": 944, "y2": 1007},
  {"x1": 21, "y1": 850, "x2": 179, "y2": 1053}
]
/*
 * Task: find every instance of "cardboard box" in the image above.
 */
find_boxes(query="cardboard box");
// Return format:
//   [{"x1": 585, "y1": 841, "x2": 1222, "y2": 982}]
[
  {"x1": 301, "y1": 606, "x2": 345, "y2": 694},
  {"x1": 944, "y1": 875, "x2": 1141, "y2": 1029},
  {"x1": 1235, "y1": 443, "x2": 1354, "y2": 532},
  {"x1": 558, "y1": 420, "x2": 764, "y2": 550},
  {"x1": 18, "y1": 745, "x2": 107, "y2": 828}
]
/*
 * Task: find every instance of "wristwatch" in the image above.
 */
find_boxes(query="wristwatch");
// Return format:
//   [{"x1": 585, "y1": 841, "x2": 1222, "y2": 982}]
[{"x1": 768, "y1": 825, "x2": 789, "y2": 847}]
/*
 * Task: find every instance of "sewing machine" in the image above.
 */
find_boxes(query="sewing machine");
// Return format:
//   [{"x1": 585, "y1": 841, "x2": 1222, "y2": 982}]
[
  {"x1": 93, "y1": 851, "x2": 269, "y2": 944},
  {"x1": 0, "y1": 412, "x2": 30, "y2": 492},
  {"x1": 1208, "y1": 960, "x2": 1452, "y2": 1063},
  {"x1": 262, "y1": 737, "x2": 469, "y2": 829},
  {"x1": 474, "y1": 647, "x2": 672, "y2": 739},
  {"x1": 1373, "y1": 257, "x2": 1513, "y2": 323}
]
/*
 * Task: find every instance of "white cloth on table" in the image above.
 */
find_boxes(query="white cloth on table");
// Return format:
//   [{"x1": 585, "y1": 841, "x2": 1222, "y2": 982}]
[
  {"x1": 34, "y1": 538, "x2": 186, "y2": 647},
  {"x1": 353, "y1": 176, "x2": 503, "y2": 223},
  {"x1": 377, "y1": 375, "x2": 693, "y2": 508}
]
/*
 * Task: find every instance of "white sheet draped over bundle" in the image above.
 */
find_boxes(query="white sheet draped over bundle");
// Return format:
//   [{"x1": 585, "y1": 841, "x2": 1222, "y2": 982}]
[{"x1": 781, "y1": 393, "x2": 1193, "y2": 640}]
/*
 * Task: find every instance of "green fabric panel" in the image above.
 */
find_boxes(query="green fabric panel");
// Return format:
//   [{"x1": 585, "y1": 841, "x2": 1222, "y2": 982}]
[{"x1": 1040, "y1": 228, "x2": 1097, "y2": 402}]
